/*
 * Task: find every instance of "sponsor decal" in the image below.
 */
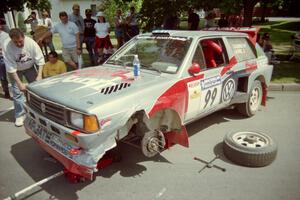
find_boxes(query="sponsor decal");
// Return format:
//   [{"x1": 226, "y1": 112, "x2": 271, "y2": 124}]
[
  {"x1": 190, "y1": 90, "x2": 201, "y2": 99},
  {"x1": 222, "y1": 78, "x2": 235, "y2": 102},
  {"x1": 200, "y1": 76, "x2": 221, "y2": 90},
  {"x1": 188, "y1": 81, "x2": 200, "y2": 88},
  {"x1": 100, "y1": 118, "x2": 111, "y2": 128}
]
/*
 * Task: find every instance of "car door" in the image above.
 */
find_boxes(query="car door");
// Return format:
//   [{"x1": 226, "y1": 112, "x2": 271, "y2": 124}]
[{"x1": 185, "y1": 37, "x2": 236, "y2": 121}]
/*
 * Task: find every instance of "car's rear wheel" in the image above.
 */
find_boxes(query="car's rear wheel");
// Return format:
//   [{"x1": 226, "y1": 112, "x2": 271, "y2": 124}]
[
  {"x1": 237, "y1": 80, "x2": 262, "y2": 117},
  {"x1": 223, "y1": 131, "x2": 277, "y2": 167}
]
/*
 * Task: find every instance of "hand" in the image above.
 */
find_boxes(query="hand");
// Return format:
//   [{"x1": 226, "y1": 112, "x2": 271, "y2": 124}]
[{"x1": 19, "y1": 83, "x2": 27, "y2": 92}]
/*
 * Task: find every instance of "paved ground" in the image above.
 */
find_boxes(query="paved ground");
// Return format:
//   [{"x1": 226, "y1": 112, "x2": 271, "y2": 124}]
[{"x1": 0, "y1": 91, "x2": 300, "y2": 200}]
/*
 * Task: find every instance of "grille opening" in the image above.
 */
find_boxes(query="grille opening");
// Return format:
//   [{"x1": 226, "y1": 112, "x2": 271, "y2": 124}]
[
  {"x1": 39, "y1": 119, "x2": 47, "y2": 126},
  {"x1": 51, "y1": 126, "x2": 60, "y2": 135},
  {"x1": 29, "y1": 112, "x2": 36, "y2": 119},
  {"x1": 29, "y1": 93, "x2": 65, "y2": 124}
]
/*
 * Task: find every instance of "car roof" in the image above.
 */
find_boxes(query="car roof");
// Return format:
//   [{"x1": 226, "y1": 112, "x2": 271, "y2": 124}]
[{"x1": 139, "y1": 30, "x2": 248, "y2": 39}]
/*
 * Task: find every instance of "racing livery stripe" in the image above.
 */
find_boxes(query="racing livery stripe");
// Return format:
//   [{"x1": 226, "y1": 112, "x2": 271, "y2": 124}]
[
  {"x1": 245, "y1": 62, "x2": 257, "y2": 72},
  {"x1": 148, "y1": 74, "x2": 204, "y2": 120},
  {"x1": 220, "y1": 56, "x2": 237, "y2": 76}
]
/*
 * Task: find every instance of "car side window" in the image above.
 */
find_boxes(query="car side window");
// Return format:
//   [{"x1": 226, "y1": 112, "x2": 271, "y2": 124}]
[
  {"x1": 227, "y1": 37, "x2": 257, "y2": 62},
  {"x1": 192, "y1": 44, "x2": 206, "y2": 70},
  {"x1": 200, "y1": 38, "x2": 228, "y2": 69}
]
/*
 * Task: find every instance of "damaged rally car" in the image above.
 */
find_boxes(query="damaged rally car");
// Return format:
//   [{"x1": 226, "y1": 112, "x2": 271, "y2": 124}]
[{"x1": 24, "y1": 28, "x2": 273, "y2": 180}]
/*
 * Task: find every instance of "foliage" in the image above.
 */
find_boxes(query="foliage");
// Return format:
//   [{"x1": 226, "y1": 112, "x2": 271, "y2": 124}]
[
  {"x1": 0, "y1": 0, "x2": 51, "y2": 13},
  {"x1": 17, "y1": 12, "x2": 27, "y2": 32},
  {"x1": 0, "y1": 0, "x2": 25, "y2": 12},
  {"x1": 98, "y1": 0, "x2": 142, "y2": 28},
  {"x1": 139, "y1": 0, "x2": 189, "y2": 32},
  {"x1": 26, "y1": 0, "x2": 52, "y2": 12}
]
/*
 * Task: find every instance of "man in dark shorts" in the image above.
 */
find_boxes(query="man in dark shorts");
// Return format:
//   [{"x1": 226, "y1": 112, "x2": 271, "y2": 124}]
[{"x1": 84, "y1": 9, "x2": 96, "y2": 66}]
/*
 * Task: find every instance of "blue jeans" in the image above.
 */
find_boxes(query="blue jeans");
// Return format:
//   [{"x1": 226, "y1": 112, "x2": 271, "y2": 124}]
[
  {"x1": 0, "y1": 57, "x2": 9, "y2": 94},
  {"x1": 10, "y1": 67, "x2": 37, "y2": 118},
  {"x1": 84, "y1": 36, "x2": 96, "y2": 65}
]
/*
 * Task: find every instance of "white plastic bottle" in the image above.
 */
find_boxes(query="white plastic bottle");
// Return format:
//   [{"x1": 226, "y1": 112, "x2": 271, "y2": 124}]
[{"x1": 133, "y1": 54, "x2": 140, "y2": 77}]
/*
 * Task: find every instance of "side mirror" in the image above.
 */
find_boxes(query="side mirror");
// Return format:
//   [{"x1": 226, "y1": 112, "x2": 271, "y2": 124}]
[{"x1": 188, "y1": 63, "x2": 201, "y2": 76}]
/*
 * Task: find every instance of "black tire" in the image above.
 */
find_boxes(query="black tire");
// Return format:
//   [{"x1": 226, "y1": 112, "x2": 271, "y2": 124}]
[
  {"x1": 237, "y1": 80, "x2": 262, "y2": 117},
  {"x1": 223, "y1": 131, "x2": 277, "y2": 167}
]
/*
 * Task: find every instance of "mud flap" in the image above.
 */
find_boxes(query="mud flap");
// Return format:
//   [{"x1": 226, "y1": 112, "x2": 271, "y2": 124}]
[
  {"x1": 262, "y1": 83, "x2": 267, "y2": 106},
  {"x1": 163, "y1": 125, "x2": 189, "y2": 149}
]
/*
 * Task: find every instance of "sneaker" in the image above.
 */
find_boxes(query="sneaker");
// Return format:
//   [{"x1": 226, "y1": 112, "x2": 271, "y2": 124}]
[{"x1": 15, "y1": 115, "x2": 25, "y2": 127}]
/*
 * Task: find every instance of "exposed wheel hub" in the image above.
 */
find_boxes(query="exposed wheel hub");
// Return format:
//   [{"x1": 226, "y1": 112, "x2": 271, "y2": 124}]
[{"x1": 141, "y1": 130, "x2": 166, "y2": 157}]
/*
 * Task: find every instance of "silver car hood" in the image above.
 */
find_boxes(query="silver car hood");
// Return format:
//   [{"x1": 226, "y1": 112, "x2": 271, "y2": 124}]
[{"x1": 28, "y1": 65, "x2": 174, "y2": 112}]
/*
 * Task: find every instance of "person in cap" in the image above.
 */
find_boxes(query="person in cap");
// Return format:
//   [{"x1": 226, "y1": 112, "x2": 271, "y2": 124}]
[
  {"x1": 41, "y1": 11, "x2": 55, "y2": 52},
  {"x1": 24, "y1": 11, "x2": 39, "y2": 35},
  {"x1": 3, "y1": 28, "x2": 45, "y2": 126},
  {"x1": 0, "y1": 19, "x2": 10, "y2": 99},
  {"x1": 38, "y1": 11, "x2": 81, "y2": 71},
  {"x1": 83, "y1": 9, "x2": 96, "y2": 65},
  {"x1": 94, "y1": 11, "x2": 113, "y2": 64},
  {"x1": 69, "y1": 4, "x2": 84, "y2": 48}
]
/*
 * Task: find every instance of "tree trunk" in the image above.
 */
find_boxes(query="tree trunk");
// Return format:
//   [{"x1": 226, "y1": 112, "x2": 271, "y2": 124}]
[
  {"x1": 243, "y1": 0, "x2": 259, "y2": 26},
  {"x1": 260, "y1": 0, "x2": 269, "y2": 22}
]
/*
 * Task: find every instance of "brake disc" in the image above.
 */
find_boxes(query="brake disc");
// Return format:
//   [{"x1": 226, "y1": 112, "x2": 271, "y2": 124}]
[{"x1": 141, "y1": 130, "x2": 166, "y2": 157}]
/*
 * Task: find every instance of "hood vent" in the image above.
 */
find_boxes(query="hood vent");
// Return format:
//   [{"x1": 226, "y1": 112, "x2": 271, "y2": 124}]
[{"x1": 101, "y1": 83, "x2": 131, "y2": 95}]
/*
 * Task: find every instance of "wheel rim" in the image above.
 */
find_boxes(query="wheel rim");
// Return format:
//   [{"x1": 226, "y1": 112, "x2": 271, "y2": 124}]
[
  {"x1": 232, "y1": 131, "x2": 269, "y2": 148},
  {"x1": 249, "y1": 87, "x2": 261, "y2": 112}
]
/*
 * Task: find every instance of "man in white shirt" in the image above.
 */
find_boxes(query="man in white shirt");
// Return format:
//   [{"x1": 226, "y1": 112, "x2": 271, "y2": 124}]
[
  {"x1": 38, "y1": 11, "x2": 81, "y2": 70},
  {"x1": 3, "y1": 28, "x2": 45, "y2": 126},
  {"x1": 0, "y1": 19, "x2": 10, "y2": 98}
]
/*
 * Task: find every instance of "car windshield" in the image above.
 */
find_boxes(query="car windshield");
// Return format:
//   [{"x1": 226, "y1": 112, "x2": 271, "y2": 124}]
[{"x1": 106, "y1": 36, "x2": 192, "y2": 74}]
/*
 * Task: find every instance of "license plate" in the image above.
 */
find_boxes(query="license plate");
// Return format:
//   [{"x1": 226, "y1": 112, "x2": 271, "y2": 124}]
[{"x1": 28, "y1": 119, "x2": 73, "y2": 159}]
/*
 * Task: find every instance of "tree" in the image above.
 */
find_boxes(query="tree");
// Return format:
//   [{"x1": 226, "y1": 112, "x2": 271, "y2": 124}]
[
  {"x1": 26, "y1": 0, "x2": 52, "y2": 12},
  {"x1": 139, "y1": 0, "x2": 188, "y2": 31}
]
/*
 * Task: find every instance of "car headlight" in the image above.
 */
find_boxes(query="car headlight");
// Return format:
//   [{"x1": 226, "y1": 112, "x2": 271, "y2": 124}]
[{"x1": 69, "y1": 111, "x2": 99, "y2": 133}]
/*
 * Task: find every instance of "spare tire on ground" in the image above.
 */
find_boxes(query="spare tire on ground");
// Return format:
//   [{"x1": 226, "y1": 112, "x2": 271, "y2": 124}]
[{"x1": 223, "y1": 131, "x2": 277, "y2": 167}]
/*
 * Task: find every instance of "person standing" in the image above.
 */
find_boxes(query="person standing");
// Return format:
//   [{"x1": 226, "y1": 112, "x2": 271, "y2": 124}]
[
  {"x1": 83, "y1": 9, "x2": 96, "y2": 66},
  {"x1": 94, "y1": 11, "x2": 113, "y2": 64},
  {"x1": 69, "y1": 4, "x2": 84, "y2": 48},
  {"x1": 188, "y1": 8, "x2": 200, "y2": 30},
  {"x1": 43, "y1": 51, "x2": 66, "y2": 78},
  {"x1": 3, "y1": 28, "x2": 45, "y2": 126},
  {"x1": 218, "y1": 14, "x2": 228, "y2": 28},
  {"x1": 41, "y1": 11, "x2": 55, "y2": 52},
  {"x1": 38, "y1": 11, "x2": 81, "y2": 71},
  {"x1": 0, "y1": 19, "x2": 10, "y2": 99},
  {"x1": 24, "y1": 11, "x2": 39, "y2": 36},
  {"x1": 125, "y1": 6, "x2": 139, "y2": 42},
  {"x1": 114, "y1": 9, "x2": 125, "y2": 49}
]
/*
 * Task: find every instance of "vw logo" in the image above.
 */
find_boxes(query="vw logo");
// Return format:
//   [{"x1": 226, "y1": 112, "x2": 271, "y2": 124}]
[
  {"x1": 41, "y1": 103, "x2": 46, "y2": 113},
  {"x1": 222, "y1": 79, "x2": 235, "y2": 102}
]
